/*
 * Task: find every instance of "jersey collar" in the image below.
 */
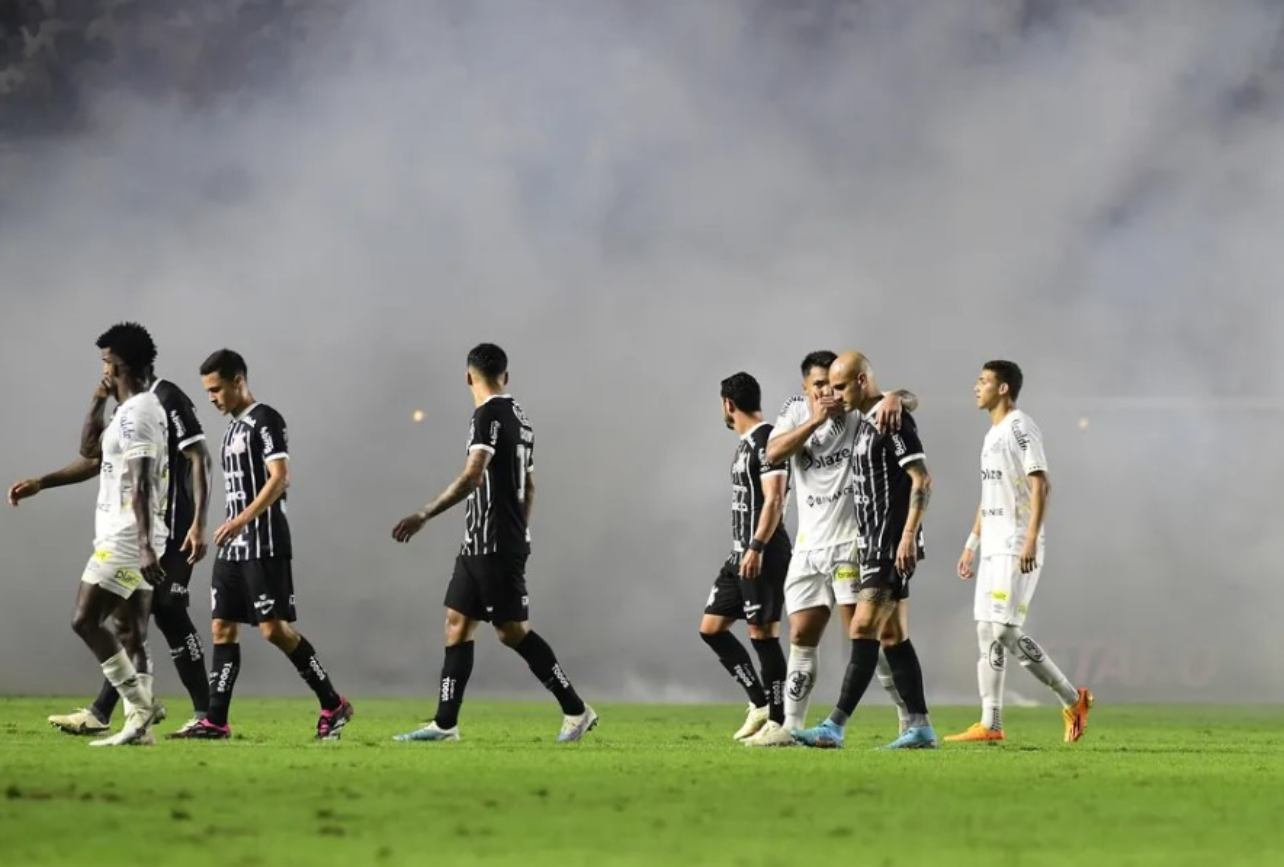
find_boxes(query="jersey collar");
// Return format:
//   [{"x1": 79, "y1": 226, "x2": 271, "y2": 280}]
[
  {"x1": 482, "y1": 393, "x2": 512, "y2": 405},
  {"x1": 233, "y1": 401, "x2": 260, "y2": 422},
  {"x1": 740, "y1": 420, "x2": 769, "y2": 441}
]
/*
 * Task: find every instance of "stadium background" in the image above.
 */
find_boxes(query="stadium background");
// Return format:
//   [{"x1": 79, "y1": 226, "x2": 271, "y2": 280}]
[{"x1": 2, "y1": 0, "x2": 1280, "y2": 705}]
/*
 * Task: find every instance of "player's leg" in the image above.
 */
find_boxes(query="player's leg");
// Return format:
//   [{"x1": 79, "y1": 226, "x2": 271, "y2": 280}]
[
  {"x1": 878, "y1": 594, "x2": 936, "y2": 749},
  {"x1": 483, "y1": 553, "x2": 593, "y2": 741},
  {"x1": 152, "y1": 542, "x2": 210, "y2": 728},
  {"x1": 248, "y1": 559, "x2": 351, "y2": 739},
  {"x1": 176, "y1": 559, "x2": 246, "y2": 739},
  {"x1": 944, "y1": 619, "x2": 1007, "y2": 743},
  {"x1": 700, "y1": 562, "x2": 769, "y2": 739},
  {"x1": 782, "y1": 550, "x2": 831, "y2": 731},
  {"x1": 741, "y1": 539, "x2": 792, "y2": 746},
  {"x1": 395, "y1": 557, "x2": 484, "y2": 741},
  {"x1": 835, "y1": 554, "x2": 908, "y2": 732},
  {"x1": 985, "y1": 555, "x2": 1093, "y2": 741},
  {"x1": 71, "y1": 557, "x2": 155, "y2": 745}
]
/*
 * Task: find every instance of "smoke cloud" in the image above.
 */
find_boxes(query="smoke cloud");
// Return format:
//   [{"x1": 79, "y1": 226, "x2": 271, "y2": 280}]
[{"x1": 2, "y1": 0, "x2": 1281, "y2": 703}]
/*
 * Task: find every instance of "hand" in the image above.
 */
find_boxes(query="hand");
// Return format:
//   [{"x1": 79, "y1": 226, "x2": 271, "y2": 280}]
[
  {"x1": 1019, "y1": 540, "x2": 1039, "y2": 574},
  {"x1": 139, "y1": 543, "x2": 166, "y2": 586},
  {"x1": 739, "y1": 549, "x2": 762, "y2": 580},
  {"x1": 872, "y1": 392, "x2": 903, "y2": 433},
  {"x1": 807, "y1": 392, "x2": 842, "y2": 427},
  {"x1": 895, "y1": 534, "x2": 918, "y2": 577},
  {"x1": 392, "y1": 511, "x2": 428, "y2": 543},
  {"x1": 956, "y1": 547, "x2": 976, "y2": 580},
  {"x1": 213, "y1": 516, "x2": 247, "y2": 547},
  {"x1": 93, "y1": 376, "x2": 113, "y2": 402},
  {"x1": 181, "y1": 524, "x2": 208, "y2": 565},
  {"x1": 7, "y1": 478, "x2": 41, "y2": 507}
]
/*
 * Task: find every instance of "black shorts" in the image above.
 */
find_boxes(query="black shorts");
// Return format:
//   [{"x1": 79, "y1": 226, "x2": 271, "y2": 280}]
[
  {"x1": 210, "y1": 557, "x2": 297, "y2": 624},
  {"x1": 151, "y1": 539, "x2": 196, "y2": 610},
  {"x1": 444, "y1": 552, "x2": 529, "y2": 624},
  {"x1": 703, "y1": 537, "x2": 789, "y2": 626},
  {"x1": 857, "y1": 560, "x2": 913, "y2": 602}
]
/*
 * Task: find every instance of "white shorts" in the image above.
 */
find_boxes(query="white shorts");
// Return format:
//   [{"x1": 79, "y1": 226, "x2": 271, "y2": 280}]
[
  {"x1": 785, "y1": 540, "x2": 861, "y2": 614},
  {"x1": 974, "y1": 554, "x2": 1041, "y2": 626},
  {"x1": 81, "y1": 547, "x2": 148, "y2": 600}
]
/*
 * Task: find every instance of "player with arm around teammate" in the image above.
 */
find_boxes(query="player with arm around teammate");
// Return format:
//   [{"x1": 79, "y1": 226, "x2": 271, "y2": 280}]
[{"x1": 945, "y1": 361, "x2": 1093, "y2": 744}]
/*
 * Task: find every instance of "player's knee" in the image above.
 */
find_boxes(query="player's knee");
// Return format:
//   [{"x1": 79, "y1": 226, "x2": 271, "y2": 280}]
[
  {"x1": 995, "y1": 624, "x2": 1038, "y2": 661},
  {"x1": 70, "y1": 608, "x2": 96, "y2": 639},
  {"x1": 495, "y1": 621, "x2": 527, "y2": 648},
  {"x1": 258, "y1": 619, "x2": 294, "y2": 647},
  {"x1": 880, "y1": 619, "x2": 905, "y2": 646},
  {"x1": 211, "y1": 619, "x2": 238, "y2": 644}
]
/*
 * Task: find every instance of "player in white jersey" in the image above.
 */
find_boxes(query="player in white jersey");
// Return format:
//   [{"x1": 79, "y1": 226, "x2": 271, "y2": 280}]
[
  {"x1": 765, "y1": 350, "x2": 914, "y2": 732},
  {"x1": 7, "y1": 323, "x2": 167, "y2": 746},
  {"x1": 946, "y1": 361, "x2": 1093, "y2": 744}
]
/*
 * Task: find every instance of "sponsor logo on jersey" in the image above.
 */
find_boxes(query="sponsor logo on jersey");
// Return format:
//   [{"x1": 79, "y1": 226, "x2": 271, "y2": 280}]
[
  {"x1": 981, "y1": 468, "x2": 1003, "y2": 481},
  {"x1": 1012, "y1": 417, "x2": 1030, "y2": 451},
  {"x1": 260, "y1": 426, "x2": 275, "y2": 454}
]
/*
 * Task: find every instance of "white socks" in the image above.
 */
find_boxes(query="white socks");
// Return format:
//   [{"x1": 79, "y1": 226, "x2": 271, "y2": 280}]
[
  {"x1": 783, "y1": 644, "x2": 818, "y2": 731},
  {"x1": 976, "y1": 621, "x2": 1006, "y2": 730},
  {"x1": 876, "y1": 652, "x2": 910, "y2": 728},
  {"x1": 994, "y1": 623, "x2": 1078, "y2": 708},
  {"x1": 100, "y1": 650, "x2": 152, "y2": 721}
]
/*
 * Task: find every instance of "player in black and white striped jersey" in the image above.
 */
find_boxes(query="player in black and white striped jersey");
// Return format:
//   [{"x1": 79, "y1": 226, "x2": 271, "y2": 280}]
[
  {"x1": 391, "y1": 343, "x2": 596, "y2": 744},
  {"x1": 698, "y1": 372, "x2": 793, "y2": 747},
  {"x1": 171, "y1": 349, "x2": 353, "y2": 741}
]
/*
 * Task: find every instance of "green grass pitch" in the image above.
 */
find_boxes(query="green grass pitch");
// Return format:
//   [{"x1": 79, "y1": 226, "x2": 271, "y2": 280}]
[{"x1": 1, "y1": 698, "x2": 1282, "y2": 866}]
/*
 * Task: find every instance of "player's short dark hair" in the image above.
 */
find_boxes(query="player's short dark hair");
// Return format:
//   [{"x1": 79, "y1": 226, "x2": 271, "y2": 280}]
[
  {"x1": 720, "y1": 371, "x2": 762, "y2": 414},
  {"x1": 95, "y1": 322, "x2": 157, "y2": 374},
  {"x1": 983, "y1": 359, "x2": 1023, "y2": 400},
  {"x1": 200, "y1": 349, "x2": 248, "y2": 381},
  {"x1": 467, "y1": 343, "x2": 508, "y2": 381},
  {"x1": 800, "y1": 350, "x2": 837, "y2": 377}
]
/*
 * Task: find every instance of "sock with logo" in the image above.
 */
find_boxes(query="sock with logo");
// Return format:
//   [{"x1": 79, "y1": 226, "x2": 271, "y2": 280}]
[
  {"x1": 99, "y1": 649, "x2": 151, "y2": 718},
  {"x1": 433, "y1": 641, "x2": 474, "y2": 729},
  {"x1": 751, "y1": 637, "x2": 787, "y2": 724},
  {"x1": 205, "y1": 643, "x2": 241, "y2": 727},
  {"x1": 154, "y1": 605, "x2": 210, "y2": 715},
  {"x1": 287, "y1": 635, "x2": 342, "y2": 711},
  {"x1": 884, "y1": 639, "x2": 931, "y2": 728},
  {"x1": 515, "y1": 631, "x2": 586, "y2": 716},
  {"x1": 977, "y1": 621, "x2": 1006, "y2": 730},
  {"x1": 784, "y1": 644, "x2": 819, "y2": 731},
  {"x1": 999, "y1": 627, "x2": 1078, "y2": 707},
  {"x1": 700, "y1": 631, "x2": 767, "y2": 709}
]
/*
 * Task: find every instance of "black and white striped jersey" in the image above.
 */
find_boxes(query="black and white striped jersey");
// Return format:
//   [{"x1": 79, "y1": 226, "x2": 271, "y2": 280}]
[
  {"x1": 216, "y1": 402, "x2": 291, "y2": 561},
  {"x1": 461, "y1": 395, "x2": 533, "y2": 557},
  {"x1": 729, "y1": 422, "x2": 789, "y2": 557},
  {"x1": 150, "y1": 378, "x2": 205, "y2": 543},
  {"x1": 851, "y1": 411, "x2": 926, "y2": 564}
]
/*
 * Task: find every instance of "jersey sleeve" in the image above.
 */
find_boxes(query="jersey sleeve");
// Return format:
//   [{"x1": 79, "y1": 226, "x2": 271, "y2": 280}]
[
  {"x1": 1010, "y1": 414, "x2": 1048, "y2": 476},
  {"x1": 769, "y1": 396, "x2": 806, "y2": 439},
  {"x1": 887, "y1": 413, "x2": 925, "y2": 468},
  {"x1": 256, "y1": 408, "x2": 289, "y2": 463},
  {"x1": 119, "y1": 403, "x2": 164, "y2": 462},
  {"x1": 166, "y1": 388, "x2": 205, "y2": 451},
  {"x1": 754, "y1": 427, "x2": 788, "y2": 478},
  {"x1": 467, "y1": 403, "x2": 501, "y2": 455}
]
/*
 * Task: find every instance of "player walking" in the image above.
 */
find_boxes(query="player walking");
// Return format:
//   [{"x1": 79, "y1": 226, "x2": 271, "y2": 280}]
[
  {"x1": 793, "y1": 352, "x2": 937, "y2": 750},
  {"x1": 171, "y1": 349, "x2": 353, "y2": 740},
  {"x1": 765, "y1": 351, "x2": 913, "y2": 733},
  {"x1": 699, "y1": 372, "x2": 793, "y2": 747},
  {"x1": 391, "y1": 343, "x2": 595, "y2": 743},
  {"x1": 9, "y1": 323, "x2": 167, "y2": 746},
  {"x1": 944, "y1": 361, "x2": 1093, "y2": 744}
]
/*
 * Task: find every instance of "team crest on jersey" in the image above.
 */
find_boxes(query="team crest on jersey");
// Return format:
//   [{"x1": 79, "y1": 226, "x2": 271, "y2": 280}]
[{"x1": 229, "y1": 432, "x2": 249, "y2": 455}]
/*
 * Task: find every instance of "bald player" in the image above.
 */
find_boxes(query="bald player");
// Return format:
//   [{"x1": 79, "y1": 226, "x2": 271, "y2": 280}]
[{"x1": 794, "y1": 353, "x2": 937, "y2": 750}]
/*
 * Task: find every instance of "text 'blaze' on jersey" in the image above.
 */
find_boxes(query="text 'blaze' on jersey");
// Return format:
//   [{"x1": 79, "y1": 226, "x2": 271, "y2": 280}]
[
  {"x1": 150, "y1": 378, "x2": 205, "y2": 543},
  {"x1": 730, "y1": 422, "x2": 789, "y2": 556},
  {"x1": 851, "y1": 411, "x2": 927, "y2": 563},
  {"x1": 462, "y1": 395, "x2": 533, "y2": 557},
  {"x1": 217, "y1": 402, "x2": 291, "y2": 562},
  {"x1": 96, "y1": 391, "x2": 170, "y2": 555}
]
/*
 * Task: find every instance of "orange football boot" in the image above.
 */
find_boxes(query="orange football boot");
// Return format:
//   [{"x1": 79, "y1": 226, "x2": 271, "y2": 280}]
[
  {"x1": 1063, "y1": 688, "x2": 1095, "y2": 743},
  {"x1": 943, "y1": 723, "x2": 1005, "y2": 743}
]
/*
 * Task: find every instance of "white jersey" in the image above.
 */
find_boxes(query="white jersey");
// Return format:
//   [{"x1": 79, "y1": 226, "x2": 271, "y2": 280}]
[
  {"x1": 770, "y1": 396, "x2": 862, "y2": 552},
  {"x1": 979, "y1": 408, "x2": 1048, "y2": 556},
  {"x1": 95, "y1": 391, "x2": 169, "y2": 555}
]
